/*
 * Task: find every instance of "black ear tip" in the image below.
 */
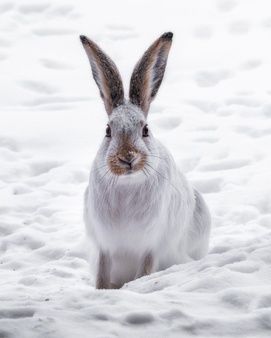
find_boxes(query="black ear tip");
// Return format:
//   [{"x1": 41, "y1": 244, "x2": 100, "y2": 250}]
[
  {"x1": 80, "y1": 35, "x2": 88, "y2": 44},
  {"x1": 161, "y1": 32, "x2": 173, "y2": 40}
]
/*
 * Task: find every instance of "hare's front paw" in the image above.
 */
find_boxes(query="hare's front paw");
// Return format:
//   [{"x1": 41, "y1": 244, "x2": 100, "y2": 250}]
[
  {"x1": 135, "y1": 252, "x2": 154, "y2": 279},
  {"x1": 96, "y1": 251, "x2": 111, "y2": 289},
  {"x1": 96, "y1": 277, "x2": 110, "y2": 289}
]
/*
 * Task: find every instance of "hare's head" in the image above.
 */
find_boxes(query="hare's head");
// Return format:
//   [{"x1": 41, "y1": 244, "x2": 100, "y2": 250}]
[{"x1": 80, "y1": 33, "x2": 173, "y2": 176}]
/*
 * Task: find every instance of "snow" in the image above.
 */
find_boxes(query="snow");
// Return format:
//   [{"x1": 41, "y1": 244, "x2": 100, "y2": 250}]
[{"x1": 0, "y1": 0, "x2": 271, "y2": 337}]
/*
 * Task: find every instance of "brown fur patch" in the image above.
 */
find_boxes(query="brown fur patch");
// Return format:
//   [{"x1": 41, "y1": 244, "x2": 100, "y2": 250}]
[
  {"x1": 108, "y1": 136, "x2": 146, "y2": 175},
  {"x1": 142, "y1": 253, "x2": 153, "y2": 275},
  {"x1": 96, "y1": 251, "x2": 111, "y2": 289},
  {"x1": 136, "y1": 252, "x2": 154, "y2": 279}
]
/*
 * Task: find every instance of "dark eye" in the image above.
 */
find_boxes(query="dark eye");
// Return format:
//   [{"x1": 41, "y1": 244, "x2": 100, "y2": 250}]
[
  {"x1": 105, "y1": 125, "x2": 111, "y2": 137},
  {"x1": 142, "y1": 125, "x2": 149, "y2": 137}
]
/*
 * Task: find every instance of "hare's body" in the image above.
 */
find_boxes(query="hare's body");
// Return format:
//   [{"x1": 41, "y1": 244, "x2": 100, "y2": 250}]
[
  {"x1": 80, "y1": 33, "x2": 211, "y2": 288},
  {"x1": 84, "y1": 105, "x2": 210, "y2": 287}
]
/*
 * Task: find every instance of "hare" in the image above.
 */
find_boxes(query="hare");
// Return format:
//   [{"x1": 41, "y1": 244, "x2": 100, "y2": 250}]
[{"x1": 81, "y1": 32, "x2": 211, "y2": 289}]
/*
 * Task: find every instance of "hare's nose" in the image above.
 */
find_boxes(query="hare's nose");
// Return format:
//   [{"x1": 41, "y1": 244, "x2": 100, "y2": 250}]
[
  {"x1": 118, "y1": 151, "x2": 136, "y2": 167},
  {"x1": 126, "y1": 151, "x2": 136, "y2": 162}
]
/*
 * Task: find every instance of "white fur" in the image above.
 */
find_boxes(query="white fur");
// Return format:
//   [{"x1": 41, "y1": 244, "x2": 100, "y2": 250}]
[{"x1": 84, "y1": 103, "x2": 211, "y2": 287}]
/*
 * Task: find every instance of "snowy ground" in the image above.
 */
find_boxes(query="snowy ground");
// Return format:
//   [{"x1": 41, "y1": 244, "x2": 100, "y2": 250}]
[{"x1": 1, "y1": 0, "x2": 271, "y2": 337}]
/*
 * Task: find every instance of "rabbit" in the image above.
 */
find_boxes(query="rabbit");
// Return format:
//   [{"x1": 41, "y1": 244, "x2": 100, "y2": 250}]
[{"x1": 80, "y1": 32, "x2": 211, "y2": 289}]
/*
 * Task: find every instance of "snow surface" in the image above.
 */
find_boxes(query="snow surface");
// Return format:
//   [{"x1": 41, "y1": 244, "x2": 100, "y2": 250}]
[{"x1": 1, "y1": 0, "x2": 271, "y2": 337}]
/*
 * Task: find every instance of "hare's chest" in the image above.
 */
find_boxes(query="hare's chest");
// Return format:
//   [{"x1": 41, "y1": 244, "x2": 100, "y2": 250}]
[
  {"x1": 90, "y1": 183, "x2": 167, "y2": 249},
  {"x1": 99, "y1": 185, "x2": 163, "y2": 224}
]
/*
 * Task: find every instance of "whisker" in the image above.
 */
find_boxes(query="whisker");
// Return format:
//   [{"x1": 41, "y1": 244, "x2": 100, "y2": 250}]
[
  {"x1": 98, "y1": 168, "x2": 110, "y2": 184},
  {"x1": 145, "y1": 162, "x2": 180, "y2": 193},
  {"x1": 142, "y1": 168, "x2": 149, "y2": 179},
  {"x1": 148, "y1": 154, "x2": 167, "y2": 161},
  {"x1": 144, "y1": 166, "x2": 151, "y2": 178},
  {"x1": 92, "y1": 163, "x2": 108, "y2": 174},
  {"x1": 112, "y1": 173, "x2": 119, "y2": 187}
]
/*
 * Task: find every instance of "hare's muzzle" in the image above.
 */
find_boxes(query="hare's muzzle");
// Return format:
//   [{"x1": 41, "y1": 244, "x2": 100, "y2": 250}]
[
  {"x1": 117, "y1": 151, "x2": 136, "y2": 168},
  {"x1": 108, "y1": 151, "x2": 146, "y2": 176}
]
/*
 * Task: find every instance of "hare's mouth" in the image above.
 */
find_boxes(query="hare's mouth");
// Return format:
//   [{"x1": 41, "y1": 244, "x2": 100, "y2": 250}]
[{"x1": 108, "y1": 153, "x2": 146, "y2": 176}]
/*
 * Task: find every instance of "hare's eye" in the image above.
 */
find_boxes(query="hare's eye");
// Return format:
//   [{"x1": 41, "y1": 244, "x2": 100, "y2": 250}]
[
  {"x1": 142, "y1": 125, "x2": 149, "y2": 137},
  {"x1": 105, "y1": 125, "x2": 111, "y2": 137}
]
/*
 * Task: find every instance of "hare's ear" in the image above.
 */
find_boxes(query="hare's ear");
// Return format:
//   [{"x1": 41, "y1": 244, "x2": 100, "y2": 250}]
[
  {"x1": 80, "y1": 35, "x2": 124, "y2": 115},
  {"x1": 129, "y1": 32, "x2": 173, "y2": 115}
]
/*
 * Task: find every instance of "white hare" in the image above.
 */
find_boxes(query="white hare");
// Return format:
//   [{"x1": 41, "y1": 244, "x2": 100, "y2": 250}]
[{"x1": 81, "y1": 32, "x2": 211, "y2": 289}]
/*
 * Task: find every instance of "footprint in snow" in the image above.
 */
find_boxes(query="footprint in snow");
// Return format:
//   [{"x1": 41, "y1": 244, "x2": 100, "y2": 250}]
[
  {"x1": 32, "y1": 28, "x2": 76, "y2": 36},
  {"x1": 178, "y1": 157, "x2": 200, "y2": 173},
  {"x1": 228, "y1": 261, "x2": 260, "y2": 273},
  {"x1": 0, "y1": 329, "x2": 12, "y2": 338},
  {"x1": 36, "y1": 246, "x2": 66, "y2": 260},
  {"x1": 228, "y1": 20, "x2": 251, "y2": 35},
  {"x1": 217, "y1": 253, "x2": 247, "y2": 267},
  {"x1": 40, "y1": 58, "x2": 74, "y2": 70},
  {"x1": 192, "y1": 177, "x2": 222, "y2": 194},
  {"x1": 0, "y1": 147, "x2": 17, "y2": 161},
  {"x1": 0, "y1": 53, "x2": 7, "y2": 61},
  {"x1": 258, "y1": 215, "x2": 271, "y2": 228},
  {"x1": 193, "y1": 136, "x2": 219, "y2": 144},
  {"x1": 18, "y1": 3, "x2": 50, "y2": 14},
  {"x1": 199, "y1": 158, "x2": 250, "y2": 171},
  {"x1": 235, "y1": 125, "x2": 271, "y2": 138},
  {"x1": 225, "y1": 96, "x2": 261, "y2": 107},
  {"x1": 216, "y1": 0, "x2": 238, "y2": 12},
  {"x1": 210, "y1": 245, "x2": 231, "y2": 254},
  {"x1": 220, "y1": 289, "x2": 252, "y2": 309},
  {"x1": 262, "y1": 104, "x2": 271, "y2": 117},
  {"x1": 125, "y1": 312, "x2": 155, "y2": 325},
  {"x1": 240, "y1": 59, "x2": 262, "y2": 71},
  {"x1": 186, "y1": 99, "x2": 219, "y2": 113},
  {"x1": 194, "y1": 69, "x2": 232, "y2": 87},
  {"x1": 0, "y1": 308, "x2": 35, "y2": 319},
  {"x1": 0, "y1": 37, "x2": 12, "y2": 47},
  {"x1": 35, "y1": 207, "x2": 58, "y2": 218},
  {"x1": 19, "y1": 80, "x2": 58, "y2": 95},
  {"x1": 71, "y1": 169, "x2": 88, "y2": 183},
  {"x1": 13, "y1": 184, "x2": 32, "y2": 195},
  {"x1": 30, "y1": 160, "x2": 62, "y2": 176},
  {"x1": 0, "y1": 222, "x2": 20, "y2": 236},
  {"x1": 256, "y1": 295, "x2": 271, "y2": 309},
  {"x1": 5, "y1": 232, "x2": 45, "y2": 251},
  {"x1": 0, "y1": 136, "x2": 19, "y2": 152},
  {"x1": 19, "y1": 276, "x2": 40, "y2": 286},
  {"x1": 26, "y1": 95, "x2": 91, "y2": 107},
  {"x1": 196, "y1": 125, "x2": 218, "y2": 131},
  {"x1": 0, "y1": 3, "x2": 14, "y2": 13},
  {"x1": 153, "y1": 116, "x2": 182, "y2": 130}
]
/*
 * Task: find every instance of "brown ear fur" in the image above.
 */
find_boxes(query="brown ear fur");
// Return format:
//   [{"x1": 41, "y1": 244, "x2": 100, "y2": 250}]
[
  {"x1": 129, "y1": 32, "x2": 173, "y2": 114},
  {"x1": 80, "y1": 35, "x2": 124, "y2": 115}
]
